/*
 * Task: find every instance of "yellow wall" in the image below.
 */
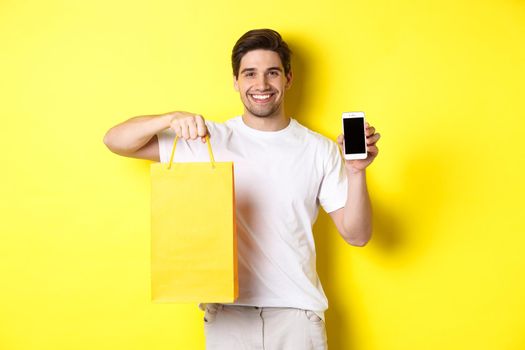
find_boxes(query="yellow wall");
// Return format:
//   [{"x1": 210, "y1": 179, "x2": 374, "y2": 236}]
[{"x1": 1, "y1": 0, "x2": 524, "y2": 349}]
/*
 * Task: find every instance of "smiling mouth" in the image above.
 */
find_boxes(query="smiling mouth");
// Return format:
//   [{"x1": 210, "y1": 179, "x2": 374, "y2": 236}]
[{"x1": 249, "y1": 93, "x2": 275, "y2": 103}]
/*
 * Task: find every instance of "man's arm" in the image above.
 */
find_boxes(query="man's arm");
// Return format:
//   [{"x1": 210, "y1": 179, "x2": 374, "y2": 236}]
[
  {"x1": 329, "y1": 170, "x2": 372, "y2": 247},
  {"x1": 329, "y1": 122, "x2": 381, "y2": 247},
  {"x1": 103, "y1": 112, "x2": 208, "y2": 161}
]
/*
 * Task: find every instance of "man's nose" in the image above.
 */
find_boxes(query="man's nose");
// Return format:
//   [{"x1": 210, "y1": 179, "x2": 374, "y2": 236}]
[{"x1": 255, "y1": 74, "x2": 270, "y2": 90}]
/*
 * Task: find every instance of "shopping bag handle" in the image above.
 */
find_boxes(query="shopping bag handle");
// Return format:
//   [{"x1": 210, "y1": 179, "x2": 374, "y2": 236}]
[{"x1": 167, "y1": 135, "x2": 216, "y2": 170}]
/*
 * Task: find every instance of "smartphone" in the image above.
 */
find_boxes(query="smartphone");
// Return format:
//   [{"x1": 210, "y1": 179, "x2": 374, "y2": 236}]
[{"x1": 342, "y1": 112, "x2": 367, "y2": 160}]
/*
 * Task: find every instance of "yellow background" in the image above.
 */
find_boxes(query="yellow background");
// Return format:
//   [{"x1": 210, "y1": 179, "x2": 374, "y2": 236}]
[{"x1": 1, "y1": 0, "x2": 524, "y2": 349}]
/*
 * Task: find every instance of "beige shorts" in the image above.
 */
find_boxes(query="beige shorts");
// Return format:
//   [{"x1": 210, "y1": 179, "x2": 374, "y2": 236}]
[{"x1": 202, "y1": 303, "x2": 328, "y2": 350}]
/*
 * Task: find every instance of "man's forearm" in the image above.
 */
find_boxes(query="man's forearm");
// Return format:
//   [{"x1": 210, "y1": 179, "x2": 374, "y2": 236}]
[
  {"x1": 341, "y1": 169, "x2": 372, "y2": 246},
  {"x1": 103, "y1": 114, "x2": 171, "y2": 154}
]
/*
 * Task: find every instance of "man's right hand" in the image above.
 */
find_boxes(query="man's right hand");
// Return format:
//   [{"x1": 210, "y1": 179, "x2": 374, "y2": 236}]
[{"x1": 165, "y1": 111, "x2": 209, "y2": 143}]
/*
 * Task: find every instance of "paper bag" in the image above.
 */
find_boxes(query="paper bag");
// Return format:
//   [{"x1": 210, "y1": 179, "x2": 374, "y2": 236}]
[{"x1": 150, "y1": 135, "x2": 237, "y2": 303}]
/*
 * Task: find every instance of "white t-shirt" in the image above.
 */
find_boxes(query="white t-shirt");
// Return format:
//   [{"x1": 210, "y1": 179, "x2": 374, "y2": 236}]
[{"x1": 157, "y1": 116, "x2": 348, "y2": 319}]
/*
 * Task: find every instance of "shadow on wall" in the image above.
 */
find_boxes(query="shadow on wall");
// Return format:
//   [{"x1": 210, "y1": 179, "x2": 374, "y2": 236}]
[
  {"x1": 283, "y1": 37, "x2": 313, "y2": 126},
  {"x1": 313, "y1": 201, "x2": 404, "y2": 349},
  {"x1": 314, "y1": 211, "x2": 358, "y2": 350},
  {"x1": 314, "y1": 147, "x2": 453, "y2": 348}
]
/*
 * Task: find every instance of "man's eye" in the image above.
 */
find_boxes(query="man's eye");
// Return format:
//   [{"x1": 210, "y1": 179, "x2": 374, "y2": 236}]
[
  {"x1": 269, "y1": 71, "x2": 279, "y2": 76},
  {"x1": 245, "y1": 72, "x2": 255, "y2": 77}
]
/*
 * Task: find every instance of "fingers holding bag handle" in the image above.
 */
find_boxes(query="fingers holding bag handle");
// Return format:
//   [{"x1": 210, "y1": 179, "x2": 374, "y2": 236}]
[
  {"x1": 165, "y1": 112, "x2": 215, "y2": 169},
  {"x1": 167, "y1": 112, "x2": 209, "y2": 143}
]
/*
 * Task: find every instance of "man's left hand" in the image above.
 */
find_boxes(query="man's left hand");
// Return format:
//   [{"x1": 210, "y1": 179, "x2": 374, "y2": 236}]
[{"x1": 336, "y1": 122, "x2": 381, "y2": 174}]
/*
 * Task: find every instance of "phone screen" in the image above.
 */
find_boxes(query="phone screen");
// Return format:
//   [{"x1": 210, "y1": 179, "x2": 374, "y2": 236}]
[{"x1": 343, "y1": 117, "x2": 366, "y2": 154}]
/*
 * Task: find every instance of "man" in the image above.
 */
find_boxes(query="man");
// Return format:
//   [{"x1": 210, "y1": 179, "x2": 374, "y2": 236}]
[{"x1": 104, "y1": 28, "x2": 380, "y2": 350}]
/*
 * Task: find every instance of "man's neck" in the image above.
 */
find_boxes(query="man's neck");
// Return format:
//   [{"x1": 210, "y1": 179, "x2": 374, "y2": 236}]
[{"x1": 241, "y1": 112, "x2": 290, "y2": 132}]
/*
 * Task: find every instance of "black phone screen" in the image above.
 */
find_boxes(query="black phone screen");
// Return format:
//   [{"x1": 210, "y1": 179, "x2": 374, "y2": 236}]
[{"x1": 343, "y1": 117, "x2": 366, "y2": 154}]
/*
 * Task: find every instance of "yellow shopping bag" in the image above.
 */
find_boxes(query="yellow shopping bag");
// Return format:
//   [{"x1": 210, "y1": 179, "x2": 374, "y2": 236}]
[{"x1": 150, "y1": 135, "x2": 238, "y2": 303}]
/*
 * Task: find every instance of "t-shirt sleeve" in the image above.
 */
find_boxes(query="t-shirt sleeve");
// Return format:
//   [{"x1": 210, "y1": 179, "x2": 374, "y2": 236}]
[
  {"x1": 318, "y1": 140, "x2": 348, "y2": 213},
  {"x1": 156, "y1": 128, "x2": 175, "y2": 164}
]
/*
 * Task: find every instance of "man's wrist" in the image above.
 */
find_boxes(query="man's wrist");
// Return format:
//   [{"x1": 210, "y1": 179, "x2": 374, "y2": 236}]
[
  {"x1": 345, "y1": 164, "x2": 366, "y2": 174},
  {"x1": 159, "y1": 113, "x2": 176, "y2": 129},
  {"x1": 345, "y1": 166, "x2": 366, "y2": 177}
]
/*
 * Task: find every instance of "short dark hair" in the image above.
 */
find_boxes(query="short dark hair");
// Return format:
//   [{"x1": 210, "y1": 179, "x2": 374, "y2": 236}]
[{"x1": 231, "y1": 29, "x2": 292, "y2": 79}]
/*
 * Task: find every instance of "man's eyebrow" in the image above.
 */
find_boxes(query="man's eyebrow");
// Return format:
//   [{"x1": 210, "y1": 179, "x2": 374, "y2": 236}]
[{"x1": 240, "y1": 67, "x2": 283, "y2": 74}]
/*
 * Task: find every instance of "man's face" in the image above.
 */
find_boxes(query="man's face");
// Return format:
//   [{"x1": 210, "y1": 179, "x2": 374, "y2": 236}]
[{"x1": 234, "y1": 49, "x2": 292, "y2": 119}]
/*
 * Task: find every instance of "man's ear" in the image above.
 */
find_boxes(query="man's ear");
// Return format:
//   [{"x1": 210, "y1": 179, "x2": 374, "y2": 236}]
[
  {"x1": 233, "y1": 75, "x2": 239, "y2": 92},
  {"x1": 285, "y1": 70, "x2": 293, "y2": 90}
]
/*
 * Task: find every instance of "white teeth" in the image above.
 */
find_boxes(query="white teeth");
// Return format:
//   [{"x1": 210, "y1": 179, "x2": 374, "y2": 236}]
[{"x1": 252, "y1": 94, "x2": 271, "y2": 100}]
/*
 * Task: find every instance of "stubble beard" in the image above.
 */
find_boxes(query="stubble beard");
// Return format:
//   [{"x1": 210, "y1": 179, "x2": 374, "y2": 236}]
[
  {"x1": 246, "y1": 104, "x2": 280, "y2": 118},
  {"x1": 242, "y1": 94, "x2": 283, "y2": 119}
]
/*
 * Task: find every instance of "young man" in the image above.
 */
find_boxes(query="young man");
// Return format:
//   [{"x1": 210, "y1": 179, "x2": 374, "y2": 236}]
[{"x1": 104, "y1": 29, "x2": 380, "y2": 350}]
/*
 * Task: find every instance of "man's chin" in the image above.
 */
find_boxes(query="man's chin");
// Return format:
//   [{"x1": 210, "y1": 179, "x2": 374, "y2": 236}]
[
  {"x1": 245, "y1": 105, "x2": 280, "y2": 119},
  {"x1": 250, "y1": 112, "x2": 272, "y2": 118}
]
